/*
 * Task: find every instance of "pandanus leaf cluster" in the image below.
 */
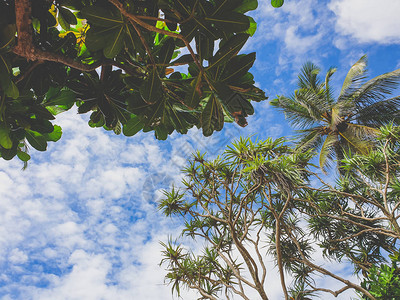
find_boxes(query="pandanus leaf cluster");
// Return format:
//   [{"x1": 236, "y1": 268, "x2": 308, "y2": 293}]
[{"x1": 160, "y1": 126, "x2": 400, "y2": 299}]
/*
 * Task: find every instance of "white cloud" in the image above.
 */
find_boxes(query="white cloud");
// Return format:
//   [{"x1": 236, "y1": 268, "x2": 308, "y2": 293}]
[{"x1": 330, "y1": 0, "x2": 400, "y2": 44}]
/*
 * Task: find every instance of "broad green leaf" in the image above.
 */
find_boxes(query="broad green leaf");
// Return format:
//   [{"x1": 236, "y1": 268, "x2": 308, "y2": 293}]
[
  {"x1": 221, "y1": 52, "x2": 256, "y2": 83},
  {"x1": 140, "y1": 68, "x2": 163, "y2": 104},
  {"x1": 80, "y1": 6, "x2": 123, "y2": 27},
  {"x1": 85, "y1": 26, "x2": 119, "y2": 51},
  {"x1": 5, "y1": 80, "x2": 19, "y2": 99},
  {"x1": 123, "y1": 115, "x2": 144, "y2": 136},
  {"x1": 235, "y1": 0, "x2": 258, "y2": 13},
  {"x1": 271, "y1": 0, "x2": 284, "y2": 8},
  {"x1": 146, "y1": 98, "x2": 166, "y2": 127},
  {"x1": 159, "y1": 38, "x2": 176, "y2": 65},
  {"x1": 195, "y1": 33, "x2": 214, "y2": 60},
  {"x1": 1, "y1": 147, "x2": 17, "y2": 160},
  {"x1": 213, "y1": 0, "x2": 242, "y2": 16},
  {"x1": 44, "y1": 125, "x2": 62, "y2": 142},
  {"x1": 201, "y1": 94, "x2": 224, "y2": 136},
  {"x1": 45, "y1": 89, "x2": 76, "y2": 106},
  {"x1": 155, "y1": 124, "x2": 168, "y2": 140},
  {"x1": 244, "y1": 16, "x2": 257, "y2": 36},
  {"x1": 207, "y1": 34, "x2": 249, "y2": 70},
  {"x1": 30, "y1": 119, "x2": 54, "y2": 133},
  {"x1": 103, "y1": 26, "x2": 125, "y2": 58},
  {"x1": 59, "y1": 7, "x2": 77, "y2": 25},
  {"x1": 205, "y1": 12, "x2": 250, "y2": 34},
  {"x1": 58, "y1": 10, "x2": 71, "y2": 31},
  {"x1": 0, "y1": 125, "x2": 12, "y2": 149},
  {"x1": 184, "y1": 75, "x2": 202, "y2": 109},
  {"x1": 17, "y1": 150, "x2": 31, "y2": 162},
  {"x1": 166, "y1": 102, "x2": 189, "y2": 134},
  {"x1": 0, "y1": 24, "x2": 16, "y2": 51},
  {"x1": 26, "y1": 130, "x2": 47, "y2": 151}
]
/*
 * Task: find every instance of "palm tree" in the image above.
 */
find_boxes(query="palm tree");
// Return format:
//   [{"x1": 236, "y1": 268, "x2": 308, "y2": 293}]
[{"x1": 271, "y1": 55, "x2": 400, "y2": 172}]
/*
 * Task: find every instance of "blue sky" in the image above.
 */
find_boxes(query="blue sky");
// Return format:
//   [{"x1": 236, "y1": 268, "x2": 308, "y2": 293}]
[{"x1": 1, "y1": 0, "x2": 400, "y2": 299}]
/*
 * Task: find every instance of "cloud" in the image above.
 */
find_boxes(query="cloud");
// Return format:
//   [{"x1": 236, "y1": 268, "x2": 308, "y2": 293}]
[{"x1": 330, "y1": 0, "x2": 400, "y2": 44}]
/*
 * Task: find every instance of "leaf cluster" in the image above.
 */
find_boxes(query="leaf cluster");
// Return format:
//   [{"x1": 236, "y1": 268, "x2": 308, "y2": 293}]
[
  {"x1": 160, "y1": 127, "x2": 400, "y2": 300},
  {"x1": 0, "y1": 0, "x2": 267, "y2": 164}
]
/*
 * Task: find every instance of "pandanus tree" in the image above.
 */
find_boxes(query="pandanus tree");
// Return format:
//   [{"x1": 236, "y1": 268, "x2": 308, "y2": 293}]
[{"x1": 271, "y1": 55, "x2": 400, "y2": 172}]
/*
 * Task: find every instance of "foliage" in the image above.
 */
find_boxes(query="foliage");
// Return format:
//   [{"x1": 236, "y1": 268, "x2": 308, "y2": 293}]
[
  {"x1": 271, "y1": 0, "x2": 284, "y2": 8},
  {"x1": 361, "y1": 251, "x2": 400, "y2": 300},
  {"x1": 0, "y1": 0, "x2": 266, "y2": 164},
  {"x1": 271, "y1": 55, "x2": 400, "y2": 172},
  {"x1": 159, "y1": 125, "x2": 400, "y2": 300}
]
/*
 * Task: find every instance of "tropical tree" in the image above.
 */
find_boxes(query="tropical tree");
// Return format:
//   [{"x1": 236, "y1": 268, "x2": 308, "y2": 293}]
[
  {"x1": 0, "y1": 0, "x2": 266, "y2": 165},
  {"x1": 270, "y1": 56, "x2": 400, "y2": 171},
  {"x1": 159, "y1": 125, "x2": 400, "y2": 300}
]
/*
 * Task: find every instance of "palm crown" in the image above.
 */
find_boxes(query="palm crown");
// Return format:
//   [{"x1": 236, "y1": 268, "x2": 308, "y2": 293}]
[{"x1": 271, "y1": 55, "x2": 400, "y2": 171}]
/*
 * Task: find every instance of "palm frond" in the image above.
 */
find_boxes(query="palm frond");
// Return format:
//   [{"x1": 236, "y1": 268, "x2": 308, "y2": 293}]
[
  {"x1": 298, "y1": 62, "x2": 321, "y2": 90},
  {"x1": 325, "y1": 67, "x2": 337, "y2": 105},
  {"x1": 353, "y1": 68, "x2": 400, "y2": 108},
  {"x1": 339, "y1": 55, "x2": 368, "y2": 99},
  {"x1": 319, "y1": 133, "x2": 338, "y2": 172},
  {"x1": 295, "y1": 126, "x2": 326, "y2": 152},
  {"x1": 271, "y1": 95, "x2": 320, "y2": 129},
  {"x1": 350, "y1": 96, "x2": 400, "y2": 126},
  {"x1": 339, "y1": 128, "x2": 372, "y2": 155},
  {"x1": 345, "y1": 123, "x2": 379, "y2": 139},
  {"x1": 330, "y1": 106, "x2": 343, "y2": 128},
  {"x1": 295, "y1": 88, "x2": 332, "y2": 122}
]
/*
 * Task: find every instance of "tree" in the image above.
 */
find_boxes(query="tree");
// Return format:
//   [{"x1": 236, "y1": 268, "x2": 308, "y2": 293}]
[
  {"x1": 159, "y1": 125, "x2": 400, "y2": 300},
  {"x1": 270, "y1": 56, "x2": 400, "y2": 172},
  {"x1": 0, "y1": 0, "x2": 266, "y2": 164}
]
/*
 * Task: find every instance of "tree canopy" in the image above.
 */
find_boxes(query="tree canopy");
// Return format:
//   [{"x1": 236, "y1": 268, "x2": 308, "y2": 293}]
[
  {"x1": 160, "y1": 125, "x2": 400, "y2": 300},
  {"x1": 271, "y1": 56, "x2": 400, "y2": 172},
  {"x1": 0, "y1": 0, "x2": 266, "y2": 164}
]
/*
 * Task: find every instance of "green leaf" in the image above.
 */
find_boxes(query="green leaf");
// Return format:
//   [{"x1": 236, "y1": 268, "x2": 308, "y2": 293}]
[
  {"x1": 271, "y1": 0, "x2": 284, "y2": 8},
  {"x1": 0, "y1": 54, "x2": 11, "y2": 90},
  {"x1": 123, "y1": 115, "x2": 144, "y2": 136},
  {"x1": 44, "y1": 125, "x2": 62, "y2": 142},
  {"x1": 45, "y1": 89, "x2": 76, "y2": 106},
  {"x1": 155, "y1": 124, "x2": 168, "y2": 140},
  {"x1": 5, "y1": 80, "x2": 19, "y2": 99},
  {"x1": 221, "y1": 52, "x2": 256, "y2": 83},
  {"x1": 26, "y1": 130, "x2": 47, "y2": 151},
  {"x1": 17, "y1": 150, "x2": 31, "y2": 162},
  {"x1": 195, "y1": 33, "x2": 214, "y2": 60},
  {"x1": 59, "y1": 7, "x2": 77, "y2": 25},
  {"x1": 235, "y1": 0, "x2": 258, "y2": 13},
  {"x1": 30, "y1": 119, "x2": 54, "y2": 133},
  {"x1": 58, "y1": 10, "x2": 70, "y2": 31},
  {"x1": 159, "y1": 38, "x2": 176, "y2": 65},
  {"x1": 244, "y1": 16, "x2": 257, "y2": 36},
  {"x1": 0, "y1": 124, "x2": 12, "y2": 149},
  {"x1": 85, "y1": 27, "x2": 118, "y2": 51},
  {"x1": 103, "y1": 26, "x2": 125, "y2": 58},
  {"x1": 80, "y1": 6, "x2": 123, "y2": 27},
  {"x1": 140, "y1": 68, "x2": 163, "y2": 104},
  {"x1": 205, "y1": 12, "x2": 250, "y2": 34},
  {"x1": 207, "y1": 34, "x2": 249, "y2": 70},
  {"x1": 0, "y1": 24, "x2": 16, "y2": 52},
  {"x1": 184, "y1": 76, "x2": 202, "y2": 109},
  {"x1": 201, "y1": 94, "x2": 224, "y2": 136}
]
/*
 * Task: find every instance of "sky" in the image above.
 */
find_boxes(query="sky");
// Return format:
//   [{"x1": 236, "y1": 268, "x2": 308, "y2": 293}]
[{"x1": 1, "y1": 0, "x2": 400, "y2": 299}]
